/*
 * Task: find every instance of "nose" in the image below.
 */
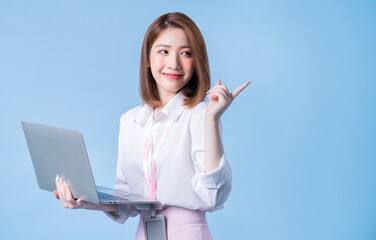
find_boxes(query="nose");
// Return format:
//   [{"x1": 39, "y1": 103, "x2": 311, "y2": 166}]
[{"x1": 167, "y1": 53, "x2": 182, "y2": 70}]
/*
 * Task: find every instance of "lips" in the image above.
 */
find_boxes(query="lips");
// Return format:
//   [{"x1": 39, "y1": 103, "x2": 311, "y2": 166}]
[{"x1": 163, "y1": 73, "x2": 183, "y2": 80}]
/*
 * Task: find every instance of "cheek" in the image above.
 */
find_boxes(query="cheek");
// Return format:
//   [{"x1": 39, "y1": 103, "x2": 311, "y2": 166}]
[
  {"x1": 149, "y1": 54, "x2": 163, "y2": 70},
  {"x1": 182, "y1": 59, "x2": 194, "y2": 73}
]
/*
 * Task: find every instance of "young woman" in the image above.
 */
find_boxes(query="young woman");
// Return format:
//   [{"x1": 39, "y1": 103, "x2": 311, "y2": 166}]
[{"x1": 54, "y1": 12, "x2": 249, "y2": 239}]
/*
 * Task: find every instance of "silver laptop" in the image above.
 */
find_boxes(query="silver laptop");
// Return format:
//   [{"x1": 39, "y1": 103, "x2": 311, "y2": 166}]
[{"x1": 22, "y1": 121, "x2": 158, "y2": 205}]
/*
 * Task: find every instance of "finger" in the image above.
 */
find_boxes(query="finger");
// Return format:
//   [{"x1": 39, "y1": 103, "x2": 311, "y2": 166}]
[
  {"x1": 217, "y1": 84, "x2": 230, "y2": 97},
  {"x1": 77, "y1": 199, "x2": 92, "y2": 209},
  {"x1": 57, "y1": 176, "x2": 65, "y2": 196},
  {"x1": 231, "y1": 81, "x2": 251, "y2": 99},
  {"x1": 56, "y1": 175, "x2": 65, "y2": 198},
  {"x1": 209, "y1": 92, "x2": 230, "y2": 106},
  {"x1": 222, "y1": 84, "x2": 229, "y2": 93},
  {"x1": 211, "y1": 84, "x2": 230, "y2": 93},
  {"x1": 209, "y1": 88, "x2": 228, "y2": 99},
  {"x1": 77, "y1": 199, "x2": 90, "y2": 205},
  {"x1": 207, "y1": 79, "x2": 222, "y2": 94},
  {"x1": 209, "y1": 88, "x2": 231, "y2": 102},
  {"x1": 53, "y1": 190, "x2": 60, "y2": 200},
  {"x1": 55, "y1": 174, "x2": 61, "y2": 189},
  {"x1": 77, "y1": 199, "x2": 83, "y2": 206},
  {"x1": 210, "y1": 89, "x2": 227, "y2": 101},
  {"x1": 66, "y1": 184, "x2": 85, "y2": 209},
  {"x1": 55, "y1": 175, "x2": 60, "y2": 199},
  {"x1": 56, "y1": 176, "x2": 69, "y2": 208},
  {"x1": 210, "y1": 83, "x2": 230, "y2": 94},
  {"x1": 64, "y1": 182, "x2": 79, "y2": 208}
]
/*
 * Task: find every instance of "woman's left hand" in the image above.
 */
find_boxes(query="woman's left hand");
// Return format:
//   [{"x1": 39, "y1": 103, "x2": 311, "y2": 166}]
[{"x1": 206, "y1": 80, "x2": 250, "y2": 121}]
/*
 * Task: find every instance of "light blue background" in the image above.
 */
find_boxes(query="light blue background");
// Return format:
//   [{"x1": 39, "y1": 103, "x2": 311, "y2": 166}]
[{"x1": 1, "y1": 0, "x2": 375, "y2": 239}]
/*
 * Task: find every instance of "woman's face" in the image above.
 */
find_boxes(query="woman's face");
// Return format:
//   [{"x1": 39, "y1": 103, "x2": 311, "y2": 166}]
[{"x1": 149, "y1": 27, "x2": 194, "y2": 99}]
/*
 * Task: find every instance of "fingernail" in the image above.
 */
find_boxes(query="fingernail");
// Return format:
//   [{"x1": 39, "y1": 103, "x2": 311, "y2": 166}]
[
  {"x1": 56, "y1": 174, "x2": 60, "y2": 182},
  {"x1": 77, "y1": 199, "x2": 81, "y2": 204},
  {"x1": 63, "y1": 181, "x2": 67, "y2": 187}
]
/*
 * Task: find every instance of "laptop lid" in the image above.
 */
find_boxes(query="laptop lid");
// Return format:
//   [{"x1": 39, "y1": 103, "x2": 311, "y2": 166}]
[
  {"x1": 21, "y1": 121, "x2": 158, "y2": 205},
  {"x1": 22, "y1": 121, "x2": 101, "y2": 203}
]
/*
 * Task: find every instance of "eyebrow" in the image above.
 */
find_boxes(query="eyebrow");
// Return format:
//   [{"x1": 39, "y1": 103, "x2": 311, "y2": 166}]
[{"x1": 155, "y1": 44, "x2": 191, "y2": 49}]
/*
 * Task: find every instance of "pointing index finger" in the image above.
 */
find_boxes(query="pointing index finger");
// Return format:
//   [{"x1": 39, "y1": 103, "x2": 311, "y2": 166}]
[{"x1": 231, "y1": 81, "x2": 251, "y2": 99}]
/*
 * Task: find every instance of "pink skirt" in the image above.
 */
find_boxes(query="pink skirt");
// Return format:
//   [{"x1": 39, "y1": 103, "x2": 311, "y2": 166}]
[{"x1": 134, "y1": 207, "x2": 213, "y2": 240}]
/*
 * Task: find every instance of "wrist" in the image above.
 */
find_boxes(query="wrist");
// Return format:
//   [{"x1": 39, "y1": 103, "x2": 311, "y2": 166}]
[
  {"x1": 99, "y1": 204, "x2": 118, "y2": 213},
  {"x1": 205, "y1": 112, "x2": 220, "y2": 123}
]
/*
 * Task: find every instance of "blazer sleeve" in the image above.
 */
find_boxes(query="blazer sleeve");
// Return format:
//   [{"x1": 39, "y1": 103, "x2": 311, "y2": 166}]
[
  {"x1": 104, "y1": 114, "x2": 140, "y2": 224},
  {"x1": 189, "y1": 103, "x2": 232, "y2": 212}
]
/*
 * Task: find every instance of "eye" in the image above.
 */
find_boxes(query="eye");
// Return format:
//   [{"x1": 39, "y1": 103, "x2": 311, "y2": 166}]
[
  {"x1": 158, "y1": 50, "x2": 168, "y2": 54},
  {"x1": 181, "y1": 51, "x2": 191, "y2": 56}
]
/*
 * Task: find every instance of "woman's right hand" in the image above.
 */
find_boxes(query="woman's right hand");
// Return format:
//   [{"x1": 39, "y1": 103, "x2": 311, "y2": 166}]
[
  {"x1": 54, "y1": 174, "x2": 95, "y2": 210},
  {"x1": 53, "y1": 175, "x2": 118, "y2": 213}
]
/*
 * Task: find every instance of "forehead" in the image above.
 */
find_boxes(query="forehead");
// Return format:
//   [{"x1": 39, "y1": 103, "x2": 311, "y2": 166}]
[{"x1": 152, "y1": 28, "x2": 190, "y2": 47}]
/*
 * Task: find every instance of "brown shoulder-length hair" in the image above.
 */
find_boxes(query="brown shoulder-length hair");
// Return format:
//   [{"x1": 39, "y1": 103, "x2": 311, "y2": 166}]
[{"x1": 139, "y1": 12, "x2": 210, "y2": 108}]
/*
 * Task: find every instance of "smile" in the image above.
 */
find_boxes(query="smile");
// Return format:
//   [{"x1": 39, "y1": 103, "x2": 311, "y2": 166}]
[{"x1": 163, "y1": 73, "x2": 183, "y2": 80}]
